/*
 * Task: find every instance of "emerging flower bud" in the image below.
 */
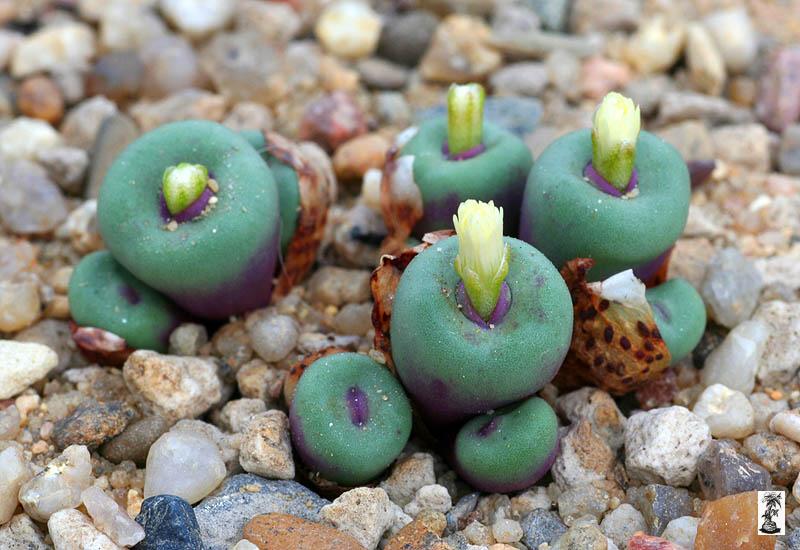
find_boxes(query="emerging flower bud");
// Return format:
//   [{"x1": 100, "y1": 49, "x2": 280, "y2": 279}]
[
  {"x1": 453, "y1": 199, "x2": 510, "y2": 321},
  {"x1": 162, "y1": 163, "x2": 210, "y2": 216},
  {"x1": 447, "y1": 83, "x2": 486, "y2": 157},
  {"x1": 591, "y1": 92, "x2": 641, "y2": 192}
]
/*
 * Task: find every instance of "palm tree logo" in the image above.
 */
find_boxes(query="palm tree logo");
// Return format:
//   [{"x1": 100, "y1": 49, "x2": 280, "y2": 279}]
[{"x1": 760, "y1": 492, "x2": 783, "y2": 534}]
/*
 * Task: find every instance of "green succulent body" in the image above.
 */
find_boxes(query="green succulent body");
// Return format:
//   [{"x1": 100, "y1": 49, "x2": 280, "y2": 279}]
[
  {"x1": 520, "y1": 129, "x2": 690, "y2": 280},
  {"x1": 68, "y1": 251, "x2": 182, "y2": 351},
  {"x1": 289, "y1": 352, "x2": 413, "y2": 486},
  {"x1": 97, "y1": 120, "x2": 281, "y2": 319},
  {"x1": 400, "y1": 117, "x2": 533, "y2": 237},
  {"x1": 453, "y1": 396, "x2": 559, "y2": 493},
  {"x1": 390, "y1": 236, "x2": 573, "y2": 426},
  {"x1": 646, "y1": 278, "x2": 707, "y2": 365},
  {"x1": 239, "y1": 130, "x2": 301, "y2": 255}
]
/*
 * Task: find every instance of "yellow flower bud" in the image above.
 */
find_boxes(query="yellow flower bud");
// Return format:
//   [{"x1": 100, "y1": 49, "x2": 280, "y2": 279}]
[
  {"x1": 591, "y1": 92, "x2": 641, "y2": 192},
  {"x1": 447, "y1": 83, "x2": 485, "y2": 156},
  {"x1": 453, "y1": 199, "x2": 510, "y2": 320},
  {"x1": 162, "y1": 162, "x2": 209, "y2": 215}
]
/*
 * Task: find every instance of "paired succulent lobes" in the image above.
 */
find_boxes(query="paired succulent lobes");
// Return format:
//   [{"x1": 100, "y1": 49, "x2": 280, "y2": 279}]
[{"x1": 288, "y1": 352, "x2": 412, "y2": 486}]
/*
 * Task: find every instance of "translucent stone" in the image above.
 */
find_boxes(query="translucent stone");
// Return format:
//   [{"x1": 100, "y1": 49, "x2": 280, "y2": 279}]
[
  {"x1": 0, "y1": 159, "x2": 68, "y2": 235},
  {"x1": 770, "y1": 410, "x2": 800, "y2": 443},
  {"x1": 700, "y1": 248, "x2": 764, "y2": 328},
  {"x1": 0, "y1": 404, "x2": 21, "y2": 439},
  {"x1": 692, "y1": 383, "x2": 754, "y2": 439},
  {"x1": 315, "y1": 0, "x2": 382, "y2": 60},
  {"x1": 247, "y1": 314, "x2": 298, "y2": 363},
  {"x1": 697, "y1": 441, "x2": 770, "y2": 500},
  {"x1": 0, "y1": 118, "x2": 61, "y2": 161},
  {"x1": 160, "y1": 0, "x2": 236, "y2": 38},
  {"x1": 81, "y1": 486, "x2": 145, "y2": 547},
  {"x1": 0, "y1": 341, "x2": 57, "y2": 400},
  {"x1": 18, "y1": 445, "x2": 94, "y2": 522},
  {"x1": 144, "y1": 431, "x2": 226, "y2": 504},
  {"x1": 694, "y1": 492, "x2": 771, "y2": 550},
  {"x1": 701, "y1": 319, "x2": 769, "y2": 394},
  {"x1": 47, "y1": 509, "x2": 121, "y2": 550},
  {"x1": 0, "y1": 446, "x2": 32, "y2": 524}
]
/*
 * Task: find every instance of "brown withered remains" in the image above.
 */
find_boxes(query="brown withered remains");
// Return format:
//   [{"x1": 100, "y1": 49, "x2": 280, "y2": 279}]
[{"x1": 553, "y1": 258, "x2": 672, "y2": 395}]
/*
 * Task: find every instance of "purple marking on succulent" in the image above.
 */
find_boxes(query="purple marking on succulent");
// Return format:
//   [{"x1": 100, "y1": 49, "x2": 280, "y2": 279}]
[
  {"x1": 159, "y1": 187, "x2": 215, "y2": 223},
  {"x1": 477, "y1": 417, "x2": 498, "y2": 438},
  {"x1": 441, "y1": 142, "x2": 487, "y2": 161},
  {"x1": 688, "y1": 159, "x2": 715, "y2": 189},
  {"x1": 456, "y1": 281, "x2": 512, "y2": 329},
  {"x1": 167, "y1": 230, "x2": 279, "y2": 319},
  {"x1": 633, "y1": 246, "x2": 672, "y2": 283},
  {"x1": 583, "y1": 162, "x2": 638, "y2": 197},
  {"x1": 346, "y1": 386, "x2": 369, "y2": 428},
  {"x1": 118, "y1": 284, "x2": 141, "y2": 305},
  {"x1": 414, "y1": 172, "x2": 527, "y2": 237}
]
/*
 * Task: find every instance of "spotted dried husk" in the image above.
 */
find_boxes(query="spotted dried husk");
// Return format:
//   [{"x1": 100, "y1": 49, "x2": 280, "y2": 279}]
[
  {"x1": 379, "y1": 140, "x2": 424, "y2": 255},
  {"x1": 553, "y1": 258, "x2": 672, "y2": 395}
]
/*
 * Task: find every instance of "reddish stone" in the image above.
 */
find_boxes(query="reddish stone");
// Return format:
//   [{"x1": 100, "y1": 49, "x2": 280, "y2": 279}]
[
  {"x1": 627, "y1": 532, "x2": 685, "y2": 549},
  {"x1": 298, "y1": 91, "x2": 368, "y2": 153},
  {"x1": 694, "y1": 492, "x2": 775, "y2": 550},
  {"x1": 243, "y1": 513, "x2": 365, "y2": 550},
  {"x1": 17, "y1": 75, "x2": 64, "y2": 124}
]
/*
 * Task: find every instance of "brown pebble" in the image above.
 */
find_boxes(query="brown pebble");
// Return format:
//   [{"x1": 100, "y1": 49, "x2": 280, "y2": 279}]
[
  {"x1": 385, "y1": 511, "x2": 451, "y2": 550},
  {"x1": 52, "y1": 400, "x2": 136, "y2": 450},
  {"x1": 243, "y1": 513, "x2": 365, "y2": 550},
  {"x1": 17, "y1": 75, "x2": 64, "y2": 124},
  {"x1": 100, "y1": 415, "x2": 171, "y2": 467},
  {"x1": 332, "y1": 133, "x2": 390, "y2": 182},
  {"x1": 694, "y1": 491, "x2": 774, "y2": 550},
  {"x1": 298, "y1": 91, "x2": 368, "y2": 153}
]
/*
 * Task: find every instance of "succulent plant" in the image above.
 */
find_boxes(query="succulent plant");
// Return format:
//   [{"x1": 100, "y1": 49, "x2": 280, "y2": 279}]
[
  {"x1": 520, "y1": 92, "x2": 690, "y2": 282},
  {"x1": 288, "y1": 352, "x2": 412, "y2": 486},
  {"x1": 453, "y1": 396, "x2": 559, "y2": 493},
  {"x1": 381, "y1": 83, "x2": 533, "y2": 251},
  {"x1": 389, "y1": 201, "x2": 573, "y2": 426},
  {"x1": 68, "y1": 251, "x2": 183, "y2": 352},
  {"x1": 98, "y1": 120, "x2": 281, "y2": 319}
]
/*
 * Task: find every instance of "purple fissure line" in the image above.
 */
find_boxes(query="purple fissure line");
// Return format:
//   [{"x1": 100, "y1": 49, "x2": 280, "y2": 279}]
[
  {"x1": 346, "y1": 386, "x2": 369, "y2": 428},
  {"x1": 455, "y1": 281, "x2": 512, "y2": 329},
  {"x1": 118, "y1": 284, "x2": 141, "y2": 305},
  {"x1": 159, "y1": 186, "x2": 215, "y2": 223},
  {"x1": 441, "y1": 142, "x2": 487, "y2": 161},
  {"x1": 583, "y1": 162, "x2": 638, "y2": 197}
]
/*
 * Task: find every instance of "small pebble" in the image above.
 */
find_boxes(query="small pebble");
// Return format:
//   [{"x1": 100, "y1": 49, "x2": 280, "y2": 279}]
[
  {"x1": 520, "y1": 509, "x2": 567, "y2": 549},
  {"x1": 381, "y1": 452, "x2": 437, "y2": 508},
  {"x1": 700, "y1": 248, "x2": 764, "y2": 329},
  {"x1": 404, "y1": 484, "x2": 453, "y2": 517},
  {"x1": 239, "y1": 410, "x2": 295, "y2": 480},
  {"x1": 661, "y1": 516, "x2": 699, "y2": 549},
  {"x1": 47, "y1": 508, "x2": 120, "y2": 550},
  {"x1": 702, "y1": 319, "x2": 769, "y2": 394},
  {"x1": 53, "y1": 400, "x2": 136, "y2": 450},
  {"x1": 135, "y1": 494, "x2": 203, "y2": 550},
  {"x1": 315, "y1": 1, "x2": 382, "y2": 60},
  {"x1": 248, "y1": 314, "x2": 298, "y2": 363},
  {"x1": 321, "y1": 487, "x2": 395, "y2": 550},
  {"x1": 692, "y1": 383, "x2": 754, "y2": 439},
  {"x1": 750, "y1": 392, "x2": 789, "y2": 432},
  {"x1": 17, "y1": 75, "x2": 64, "y2": 124},
  {"x1": 0, "y1": 340, "x2": 57, "y2": 400},
  {"x1": 11, "y1": 23, "x2": 95, "y2": 78},
  {"x1": 491, "y1": 518, "x2": 523, "y2": 544},
  {"x1": 770, "y1": 409, "x2": 800, "y2": 443},
  {"x1": 160, "y1": 0, "x2": 236, "y2": 39},
  {"x1": 144, "y1": 431, "x2": 226, "y2": 504},
  {"x1": 625, "y1": 406, "x2": 711, "y2": 487},
  {"x1": 628, "y1": 484, "x2": 692, "y2": 537},
  {"x1": 81, "y1": 486, "x2": 145, "y2": 547},
  {"x1": 600, "y1": 503, "x2": 646, "y2": 549},
  {"x1": 168, "y1": 322, "x2": 208, "y2": 356},
  {"x1": 742, "y1": 432, "x2": 800, "y2": 486},
  {"x1": 123, "y1": 350, "x2": 222, "y2": 422},
  {"x1": 0, "y1": 446, "x2": 32, "y2": 524},
  {"x1": 696, "y1": 440, "x2": 771, "y2": 501},
  {"x1": 18, "y1": 445, "x2": 94, "y2": 522}
]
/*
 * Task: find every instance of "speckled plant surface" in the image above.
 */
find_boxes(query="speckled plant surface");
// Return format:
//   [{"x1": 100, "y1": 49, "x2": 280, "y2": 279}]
[
  {"x1": 98, "y1": 120, "x2": 281, "y2": 319},
  {"x1": 289, "y1": 352, "x2": 412, "y2": 486},
  {"x1": 520, "y1": 129, "x2": 690, "y2": 281},
  {"x1": 390, "y1": 235, "x2": 573, "y2": 426},
  {"x1": 68, "y1": 251, "x2": 182, "y2": 352}
]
